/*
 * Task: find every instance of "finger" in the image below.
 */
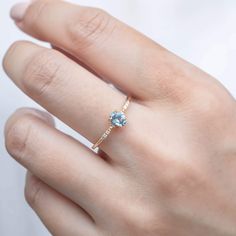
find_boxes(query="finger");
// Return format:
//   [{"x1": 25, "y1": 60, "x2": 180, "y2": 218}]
[
  {"x1": 5, "y1": 108, "x2": 117, "y2": 219},
  {"x1": 25, "y1": 172, "x2": 97, "y2": 236},
  {"x1": 52, "y1": 45, "x2": 101, "y2": 78},
  {"x1": 3, "y1": 41, "x2": 139, "y2": 153},
  {"x1": 10, "y1": 0, "x2": 190, "y2": 100}
]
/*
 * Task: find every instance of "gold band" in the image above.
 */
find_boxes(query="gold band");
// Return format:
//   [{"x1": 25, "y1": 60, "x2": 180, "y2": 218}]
[{"x1": 92, "y1": 96, "x2": 131, "y2": 150}]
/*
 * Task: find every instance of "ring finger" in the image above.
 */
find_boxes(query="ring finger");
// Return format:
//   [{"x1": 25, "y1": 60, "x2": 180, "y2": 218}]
[{"x1": 3, "y1": 41, "x2": 141, "y2": 155}]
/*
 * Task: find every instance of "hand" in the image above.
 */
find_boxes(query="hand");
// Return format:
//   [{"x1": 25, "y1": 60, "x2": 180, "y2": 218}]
[{"x1": 4, "y1": 0, "x2": 236, "y2": 235}]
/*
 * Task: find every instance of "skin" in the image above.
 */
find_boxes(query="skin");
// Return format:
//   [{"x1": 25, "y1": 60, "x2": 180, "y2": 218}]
[{"x1": 3, "y1": 0, "x2": 236, "y2": 235}]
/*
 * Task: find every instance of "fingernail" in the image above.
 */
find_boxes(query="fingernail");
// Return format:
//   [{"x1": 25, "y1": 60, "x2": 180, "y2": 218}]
[{"x1": 10, "y1": 1, "x2": 31, "y2": 22}]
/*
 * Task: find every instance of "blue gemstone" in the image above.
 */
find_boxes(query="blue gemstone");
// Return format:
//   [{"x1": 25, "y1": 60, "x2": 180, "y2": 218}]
[{"x1": 110, "y1": 111, "x2": 127, "y2": 127}]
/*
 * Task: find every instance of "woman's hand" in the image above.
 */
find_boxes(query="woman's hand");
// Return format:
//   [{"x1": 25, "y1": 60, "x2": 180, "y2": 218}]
[{"x1": 3, "y1": 0, "x2": 236, "y2": 235}]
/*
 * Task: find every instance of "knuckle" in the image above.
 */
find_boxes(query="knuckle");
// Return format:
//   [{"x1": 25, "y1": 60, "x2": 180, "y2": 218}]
[
  {"x1": 67, "y1": 7, "x2": 114, "y2": 51},
  {"x1": 189, "y1": 85, "x2": 233, "y2": 121},
  {"x1": 160, "y1": 161, "x2": 201, "y2": 199},
  {"x1": 141, "y1": 52, "x2": 192, "y2": 102},
  {"x1": 5, "y1": 113, "x2": 34, "y2": 159},
  {"x1": 22, "y1": 49, "x2": 62, "y2": 97},
  {"x1": 119, "y1": 203, "x2": 161, "y2": 234},
  {"x1": 25, "y1": 174, "x2": 43, "y2": 207},
  {"x1": 196, "y1": 90, "x2": 223, "y2": 116}
]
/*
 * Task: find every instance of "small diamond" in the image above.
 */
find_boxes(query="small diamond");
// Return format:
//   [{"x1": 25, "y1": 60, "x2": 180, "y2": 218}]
[{"x1": 110, "y1": 111, "x2": 127, "y2": 127}]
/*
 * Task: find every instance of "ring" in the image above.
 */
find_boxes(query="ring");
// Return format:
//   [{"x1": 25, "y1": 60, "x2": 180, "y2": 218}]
[{"x1": 92, "y1": 96, "x2": 131, "y2": 150}]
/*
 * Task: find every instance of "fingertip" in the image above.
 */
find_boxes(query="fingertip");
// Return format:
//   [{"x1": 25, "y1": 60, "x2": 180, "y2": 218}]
[
  {"x1": 10, "y1": 2, "x2": 31, "y2": 22},
  {"x1": 5, "y1": 108, "x2": 55, "y2": 137}
]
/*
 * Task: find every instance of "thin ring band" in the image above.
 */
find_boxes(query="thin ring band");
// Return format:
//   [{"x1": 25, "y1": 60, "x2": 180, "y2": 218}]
[{"x1": 92, "y1": 96, "x2": 131, "y2": 150}]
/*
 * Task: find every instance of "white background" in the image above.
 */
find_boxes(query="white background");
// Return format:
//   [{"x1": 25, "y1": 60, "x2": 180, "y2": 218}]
[{"x1": 0, "y1": 0, "x2": 236, "y2": 235}]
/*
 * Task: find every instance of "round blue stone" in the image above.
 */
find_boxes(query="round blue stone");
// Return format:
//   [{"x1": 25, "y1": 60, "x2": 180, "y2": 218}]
[{"x1": 110, "y1": 111, "x2": 127, "y2": 127}]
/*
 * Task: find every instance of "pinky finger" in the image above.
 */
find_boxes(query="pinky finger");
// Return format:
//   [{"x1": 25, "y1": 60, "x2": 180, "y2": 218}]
[{"x1": 25, "y1": 172, "x2": 97, "y2": 236}]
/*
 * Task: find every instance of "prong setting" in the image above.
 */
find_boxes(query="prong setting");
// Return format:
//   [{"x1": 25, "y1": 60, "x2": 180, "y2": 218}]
[{"x1": 92, "y1": 96, "x2": 131, "y2": 150}]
